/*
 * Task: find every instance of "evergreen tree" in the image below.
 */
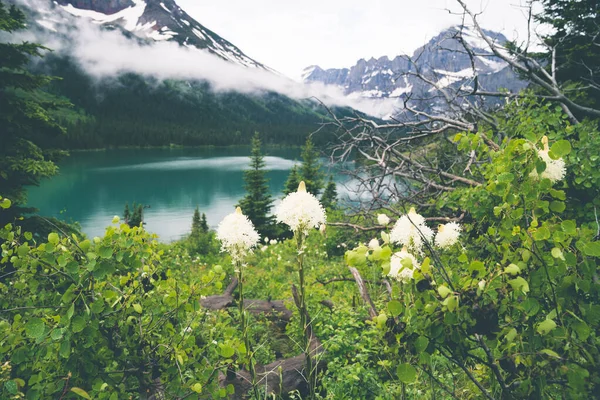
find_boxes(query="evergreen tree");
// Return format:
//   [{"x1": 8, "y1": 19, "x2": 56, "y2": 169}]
[
  {"x1": 191, "y1": 207, "x2": 202, "y2": 237},
  {"x1": 300, "y1": 137, "x2": 324, "y2": 195},
  {"x1": 123, "y1": 203, "x2": 131, "y2": 225},
  {"x1": 283, "y1": 164, "x2": 301, "y2": 196},
  {"x1": 0, "y1": 1, "x2": 70, "y2": 224},
  {"x1": 127, "y1": 203, "x2": 144, "y2": 228},
  {"x1": 537, "y1": 0, "x2": 600, "y2": 109},
  {"x1": 200, "y1": 212, "x2": 209, "y2": 233},
  {"x1": 320, "y1": 175, "x2": 338, "y2": 209},
  {"x1": 237, "y1": 132, "x2": 274, "y2": 236}
]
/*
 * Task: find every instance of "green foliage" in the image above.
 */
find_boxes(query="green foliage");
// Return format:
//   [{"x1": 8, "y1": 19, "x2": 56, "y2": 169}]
[
  {"x1": 0, "y1": 1, "x2": 69, "y2": 223},
  {"x1": 237, "y1": 132, "x2": 276, "y2": 237},
  {"x1": 0, "y1": 206, "x2": 232, "y2": 399},
  {"x1": 346, "y1": 100, "x2": 600, "y2": 399}
]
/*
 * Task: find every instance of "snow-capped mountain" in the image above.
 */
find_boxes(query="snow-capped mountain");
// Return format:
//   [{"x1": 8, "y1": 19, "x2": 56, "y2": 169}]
[
  {"x1": 302, "y1": 26, "x2": 526, "y2": 114},
  {"x1": 44, "y1": 0, "x2": 266, "y2": 69}
]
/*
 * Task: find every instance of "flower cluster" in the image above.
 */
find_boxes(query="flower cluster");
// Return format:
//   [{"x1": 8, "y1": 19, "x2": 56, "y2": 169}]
[
  {"x1": 388, "y1": 248, "x2": 420, "y2": 283},
  {"x1": 530, "y1": 136, "x2": 566, "y2": 183},
  {"x1": 435, "y1": 222, "x2": 462, "y2": 249},
  {"x1": 275, "y1": 181, "x2": 326, "y2": 236},
  {"x1": 216, "y1": 207, "x2": 260, "y2": 263},
  {"x1": 389, "y1": 208, "x2": 434, "y2": 254}
]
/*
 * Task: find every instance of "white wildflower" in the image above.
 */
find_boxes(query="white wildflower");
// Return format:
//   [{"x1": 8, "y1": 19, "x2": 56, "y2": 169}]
[
  {"x1": 261, "y1": 245, "x2": 268, "y2": 252},
  {"x1": 530, "y1": 136, "x2": 566, "y2": 183},
  {"x1": 269, "y1": 239, "x2": 278, "y2": 245},
  {"x1": 216, "y1": 207, "x2": 260, "y2": 262},
  {"x1": 434, "y1": 222, "x2": 462, "y2": 249},
  {"x1": 264, "y1": 237, "x2": 269, "y2": 244},
  {"x1": 377, "y1": 213, "x2": 390, "y2": 226},
  {"x1": 388, "y1": 248, "x2": 420, "y2": 283},
  {"x1": 275, "y1": 181, "x2": 326, "y2": 236},
  {"x1": 368, "y1": 238, "x2": 380, "y2": 250},
  {"x1": 389, "y1": 208, "x2": 433, "y2": 254}
]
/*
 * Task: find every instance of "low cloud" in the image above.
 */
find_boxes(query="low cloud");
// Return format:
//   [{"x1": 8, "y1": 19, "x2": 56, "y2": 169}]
[{"x1": 12, "y1": 0, "x2": 398, "y2": 118}]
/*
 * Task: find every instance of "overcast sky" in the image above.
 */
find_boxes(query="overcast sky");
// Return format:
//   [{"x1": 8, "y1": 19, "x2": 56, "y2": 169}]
[{"x1": 177, "y1": 0, "x2": 537, "y2": 80}]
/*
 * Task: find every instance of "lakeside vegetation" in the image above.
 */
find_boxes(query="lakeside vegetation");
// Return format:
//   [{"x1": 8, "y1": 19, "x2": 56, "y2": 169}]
[{"x1": 2, "y1": 0, "x2": 600, "y2": 399}]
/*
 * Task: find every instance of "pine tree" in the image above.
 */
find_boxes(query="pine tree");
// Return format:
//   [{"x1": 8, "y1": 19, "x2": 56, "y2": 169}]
[
  {"x1": 191, "y1": 207, "x2": 202, "y2": 237},
  {"x1": 0, "y1": 1, "x2": 70, "y2": 224},
  {"x1": 537, "y1": 0, "x2": 600, "y2": 109},
  {"x1": 128, "y1": 203, "x2": 144, "y2": 227},
  {"x1": 200, "y1": 212, "x2": 209, "y2": 233},
  {"x1": 283, "y1": 164, "x2": 301, "y2": 196},
  {"x1": 123, "y1": 203, "x2": 131, "y2": 225},
  {"x1": 320, "y1": 175, "x2": 338, "y2": 209},
  {"x1": 237, "y1": 132, "x2": 274, "y2": 236},
  {"x1": 300, "y1": 137, "x2": 324, "y2": 195}
]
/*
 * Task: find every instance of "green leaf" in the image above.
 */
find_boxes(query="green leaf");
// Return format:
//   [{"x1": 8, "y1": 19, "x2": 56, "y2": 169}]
[
  {"x1": 505, "y1": 328, "x2": 517, "y2": 343},
  {"x1": 533, "y1": 226, "x2": 550, "y2": 241},
  {"x1": 220, "y1": 345, "x2": 235, "y2": 358},
  {"x1": 443, "y1": 295, "x2": 458, "y2": 312},
  {"x1": 540, "y1": 349, "x2": 560, "y2": 358},
  {"x1": 421, "y1": 257, "x2": 431, "y2": 274},
  {"x1": 25, "y1": 318, "x2": 45, "y2": 339},
  {"x1": 508, "y1": 277, "x2": 530, "y2": 294},
  {"x1": 71, "y1": 387, "x2": 92, "y2": 399},
  {"x1": 504, "y1": 264, "x2": 521, "y2": 276},
  {"x1": 550, "y1": 140, "x2": 571, "y2": 158},
  {"x1": 191, "y1": 383, "x2": 203, "y2": 393},
  {"x1": 572, "y1": 321, "x2": 590, "y2": 341},
  {"x1": 437, "y1": 285, "x2": 452, "y2": 299},
  {"x1": 72, "y1": 316, "x2": 86, "y2": 333},
  {"x1": 396, "y1": 363, "x2": 417, "y2": 383},
  {"x1": 66, "y1": 303, "x2": 75, "y2": 320},
  {"x1": 561, "y1": 220, "x2": 577, "y2": 235},
  {"x1": 582, "y1": 242, "x2": 600, "y2": 257},
  {"x1": 414, "y1": 336, "x2": 429, "y2": 353},
  {"x1": 98, "y1": 246, "x2": 113, "y2": 259},
  {"x1": 551, "y1": 247, "x2": 565, "y2": 260},
  {"x1": 537, "y1": 319, "x2": 557, "y2": 335},
  {"x1": 133, "y1": 304, "x2": 143, "y2": 314},
  {"x1": 48, "y1": 232, "x2": 59, "y2": 245},
  {"x1": 4, "y1": 380, "x2": 18, "y2": 395},
  {"x1": 549, "y1": 201, "x2": 566, "y2": 213},
  {"x1": 387, "y1": 300, "x2": 402, "y2": 317}
]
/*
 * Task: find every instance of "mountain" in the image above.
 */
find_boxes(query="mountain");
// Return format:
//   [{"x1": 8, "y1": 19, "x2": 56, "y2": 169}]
[
  {"x1": 48, "y1": 0, "x2": 266, "y2": 68},
  {"x1": 302, "y1": 26, "x2": 527, "y2": 116},
  {"x1": 16, "y1": 0, "x2": 354, "y2": 148}
]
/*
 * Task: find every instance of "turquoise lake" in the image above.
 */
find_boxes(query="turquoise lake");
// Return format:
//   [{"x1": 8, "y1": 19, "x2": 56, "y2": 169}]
[{"x1": 26, "y1": 148, "x2": 347, "y2": 241}]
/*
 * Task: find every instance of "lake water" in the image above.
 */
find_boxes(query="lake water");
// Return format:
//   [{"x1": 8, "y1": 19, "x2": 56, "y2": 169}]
[{"x1": 26, "y1": 148, "x2": 344, "y2": 241}]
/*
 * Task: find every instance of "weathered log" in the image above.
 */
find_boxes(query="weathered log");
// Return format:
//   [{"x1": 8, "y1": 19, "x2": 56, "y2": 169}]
[
  {"x1": 200, "y1": 277, "x2": 292, "y2": 321},
  {"x1": 211, "y1": 280, "x2": 326, "y2": 399}
]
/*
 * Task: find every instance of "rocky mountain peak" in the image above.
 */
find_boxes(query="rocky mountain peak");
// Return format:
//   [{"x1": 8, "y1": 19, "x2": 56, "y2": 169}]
[{"x1": 50, "y1": 0, "x2": 267, "y2": 69}]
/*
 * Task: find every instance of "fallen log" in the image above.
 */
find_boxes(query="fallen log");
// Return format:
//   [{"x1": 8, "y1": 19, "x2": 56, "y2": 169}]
[
  {"x1": 200, "y1": 277, "x2": 292, "y2": 321},
  {"x1": 202, "y1": 277, "x2": 326, "y2": 399}
]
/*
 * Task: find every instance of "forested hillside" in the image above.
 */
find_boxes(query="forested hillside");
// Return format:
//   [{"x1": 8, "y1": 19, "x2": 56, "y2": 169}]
[{"x1": 40, "y1": 56, "x2": 346, "y2": 148}]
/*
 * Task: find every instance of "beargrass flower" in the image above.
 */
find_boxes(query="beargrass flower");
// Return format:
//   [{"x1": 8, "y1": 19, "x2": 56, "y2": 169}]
[
  {"x1": 368, "y1": 238, "x2": 380, "y2": 250},
  {"x1": 434, "y1": 222, "x2": 462, "y2": 249},
  {"x1": 275, "y1": 181, "x2": 326, "y2": 236},
  {"x1": 389, "y1": 208, "x2": 434, "y2": 254},
  {"x1": 530, "y1": 136, "x2": 566, "y2": 183},
  {"x1": 388, "y1": 248, "x2": 420, "y2": 283},
  {"x1": 377, "y1": 213, "x2": 390, "y2": 226},
  {"x1": 216, "y1": 207, "x2": 260, "y2": 262}
]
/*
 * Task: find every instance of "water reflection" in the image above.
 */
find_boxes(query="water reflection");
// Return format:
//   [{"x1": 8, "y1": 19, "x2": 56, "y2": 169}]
[{"x1": 27, "y1": 148, "x2": 345, "y2": 242}]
